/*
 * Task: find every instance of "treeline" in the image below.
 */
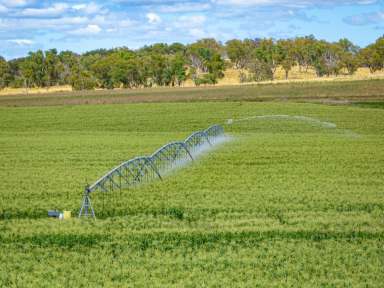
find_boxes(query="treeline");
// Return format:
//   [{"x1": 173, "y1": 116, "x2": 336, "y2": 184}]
[{"x1": 0, "y1": 35, "x2": 383, "y2": 90}]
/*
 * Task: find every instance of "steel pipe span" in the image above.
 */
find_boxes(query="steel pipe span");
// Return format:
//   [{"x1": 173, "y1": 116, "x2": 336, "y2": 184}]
[{"x1": 79, "y1": 124, "x2": 224, "y2": 218}]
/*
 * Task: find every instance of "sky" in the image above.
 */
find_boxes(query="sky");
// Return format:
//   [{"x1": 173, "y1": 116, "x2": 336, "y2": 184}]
[{"x1": 0, "y1": 0, "x2": 383, "y2": 59}]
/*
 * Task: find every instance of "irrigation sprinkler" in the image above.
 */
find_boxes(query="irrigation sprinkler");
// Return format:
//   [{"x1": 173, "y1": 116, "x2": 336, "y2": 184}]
[
  {"x1": 78, "y1": 185, "x2": 95, "y2": 218},
  {"x1": 78, "y1": 124, "x2": 225, "y2": 218}
]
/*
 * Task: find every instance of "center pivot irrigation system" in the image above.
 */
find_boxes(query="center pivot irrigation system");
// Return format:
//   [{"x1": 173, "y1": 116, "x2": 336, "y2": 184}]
[{"x1": 79, "y1": 124, "x2": 225, "y2": 218}]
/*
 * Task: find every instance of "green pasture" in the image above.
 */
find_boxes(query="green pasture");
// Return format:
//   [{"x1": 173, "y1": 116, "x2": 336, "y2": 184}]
[{"x1": 0, "y1": 102, "x2": 383, "y2": 287}]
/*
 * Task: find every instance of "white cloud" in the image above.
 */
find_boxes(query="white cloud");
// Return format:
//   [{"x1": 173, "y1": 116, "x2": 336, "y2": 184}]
[
  {"x1": 60, "y1": 16, "x2": 89, "y2": 25},
  {"x1": 212, "y1": 0, "x2": 379, "y2": 6},
  {"x1": 72, "y1": 2, "x2": 104, "y2": 15},
  {"x1": 119, "y1": 19, "x2": 134, "y2": 28},
  {"x1": 146, "y1": 12, "x2": 161, "y2": 24},
  {"x1": 1, "y1": 0, "x2": 32, "y2": 7},
  {"x1": 178, "y1": 15, "x2": 206, "y2": 28},
  {"x1": 72, "y1": 3, "x2": 86, "y2": 10},
  {"x1": 0, "y1": 9, "x2": 136, "y2": 37},
  {"x1": 21, "y1": 3, "x2": 69, "y2": 17},
  {"x1": 0, "y1": 4, "x2": 8, "y2": 12},
  {"x1": 344, "y1": 10, "x2": 384, "y2": 25},
  {"x1": 215, "y1": 0, "x2": 274, "y2": 4},
  {"x1": 69, "y1": 24, "x2": 101, "y2": 35},
  {"x1": 7, "y1": 39, "x2": 33, "y2": 45},
  {"x1": 189, "y1": 28, "x2": 207, "y2": 38},
  {"x1": 0, "y1": 0, "x2": 380, "y2": 59},
  {"x1": 0, "y1": 16, "x2": 89, "y2": 31},
  {"x1": 356, "y1": 0, "x2": 377, "y2": 3},
  {"x1": 158, "y1": 2, "x2": 211, "y2": 13}
]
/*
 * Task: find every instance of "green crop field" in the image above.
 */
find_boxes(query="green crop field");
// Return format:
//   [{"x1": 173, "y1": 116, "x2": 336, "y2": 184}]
[{"x1": 0, "y1": 84, "x2": 384, "y2": 286}]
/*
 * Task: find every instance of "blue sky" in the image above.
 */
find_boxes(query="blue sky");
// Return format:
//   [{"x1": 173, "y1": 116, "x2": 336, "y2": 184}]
[{"x1": 0, "y1": 0, "x2": 383, "y2": 59}]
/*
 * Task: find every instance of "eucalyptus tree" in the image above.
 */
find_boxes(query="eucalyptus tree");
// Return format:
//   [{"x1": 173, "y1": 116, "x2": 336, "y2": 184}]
[
  {"x1": 45, "y1": 49, "x2": 63, "y2": 86},
  {"x1": 359, "y1": 36, "x2": 384, "y2": 73},
  {"x1": 292, "y1": 35, "x2": 317, "y2": 72},
  {"x1": 59, "y1": 50, "x2": 80, "y2": 84},
  {"x1": 226, "y1": 39, "x2": 254, "y2": 69},
  {"x1": 20, "y1": 50, "x2": 45, "y2": 87},
  {"x1": 276, "y1": 39, "x2": 296, "y2": 79},
  {"x1": 0, "y1": 56, "x2": 9, "y2": 88},
  {"x1": 187, "y1": 40, "x2": 225, "y2": 85},
  {"x1": 337, "y1": 38, "x2": 360, "y2": 75}
]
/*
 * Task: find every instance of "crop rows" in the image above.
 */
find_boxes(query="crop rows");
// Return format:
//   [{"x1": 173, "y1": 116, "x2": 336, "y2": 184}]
[{"x1": 0, "y1": 101, "x2": 383, "y2": 286}]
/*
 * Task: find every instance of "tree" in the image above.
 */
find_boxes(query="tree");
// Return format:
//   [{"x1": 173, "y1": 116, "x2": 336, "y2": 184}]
[
  {"x1": 225, "y1": 39, "x2": 256, "y2": 69},
  {"x1": 335, "y1": 39, "x2": 360, "y2": 75},
  {"x1": 0, "y1": 56, "x2": 10, "y2": 88},
  {"x1": 168, "y1": 43, "x2": 186, "y2": 55},
  {"x1": 70, "y1": 70, "x2": 96, "y2": 90},
  {"x1": 188, "y1": 45, "x2": 209, "y2": 73},
  {"x1": 206, "y1": 53, "x2": 225, "y2": 80},
  {"x1": 167, "y1": 54, "x2": 187, "y2": 86},
  {"x1": 375, "y1": 36, "x2": 384, "y2": 64},
  {"x1": 5, "y1": 58, "x2": 24, "y2": 88},
  {"x1": 341, "y1": 52, "x2": 360, "y2": 75},
  {"x1": 254, "y1": 38, "x2": 280, "y2": 79},
  {"x1": 90, "y1": 57, "x2": 114, "y2": 88},
  {"x1": 194, "y1": 38, "x2": 222, "y2": 53},
  {"x1": 246, "y1": 58, "x2": 273, "y2": 82},
  {"x1": 309, "y1": 41, "x2": 342, "y2": 77},
  {"x1": 45, "y1": 49, "x2": 63, "y2": 86},
  {"x1": 70, "y1": 64, "x2": 96, "y2": 90},
  {"x1": 1, "y1": 36, "x2": 383, "y2": 89},
  {"x1": 276, "y1": 39, "x2": 296, "y2": 79},
  {"x1": 226, "y1": 39, "x2": 248, "y2": 69},
  {"x1": 323, "y1": 43, "x2": 343, "y2": 76},
  {"x1": 188, "y1": 41, "x2": 225, "y2": 85},
  {"x1": 110, "y1": 56, "x2": 143, "y2": 88},
  {"x1": 292, "y1": 35, "x2": 317, "y2": 72},
  {"x1": 59, "y1": 51, "x2": 79, "y2": 84},
  {"x1": 359, "y1": 36, "x2": 384, "y2": 73},
  {"x1": 359, "y1": 46, "x2": 380, "y2": 72},
  {"x1": 147, "y1": 53, "x2": 167, "y2": 86},
  {"x1": 20, "y1": 50, "x2": 45, "y2": 87}
]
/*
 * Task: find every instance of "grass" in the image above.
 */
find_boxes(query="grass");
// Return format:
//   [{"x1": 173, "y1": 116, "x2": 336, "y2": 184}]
[
  {"x1": 0, "y1": 98, "x2": 383, "y2": 286},
  {"x1": 0, "y1": 78, "x2": 383, "y2": 107},
  {"x1": 353, "y1": 102, "x2": 384, "y2": 109}
]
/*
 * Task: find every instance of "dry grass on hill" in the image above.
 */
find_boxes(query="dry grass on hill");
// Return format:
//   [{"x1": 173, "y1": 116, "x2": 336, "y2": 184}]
[
  {"x1": 0, "y1": 85, "x2": 72, "y2": 96},
  {"x1": 0, "y1": 78, "x2": 383, "y2": 107},
  {"x1": 1, "y1": 67, "x2": 383, "y2": 96},
  {"x1": 216, "y1": 67, "x2": 384, "y2": 86}
]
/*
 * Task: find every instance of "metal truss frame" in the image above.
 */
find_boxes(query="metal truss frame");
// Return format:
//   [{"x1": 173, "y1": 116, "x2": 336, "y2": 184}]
[{"x1": 79, "y1": 124, "x2": 224, "y2": 218}]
